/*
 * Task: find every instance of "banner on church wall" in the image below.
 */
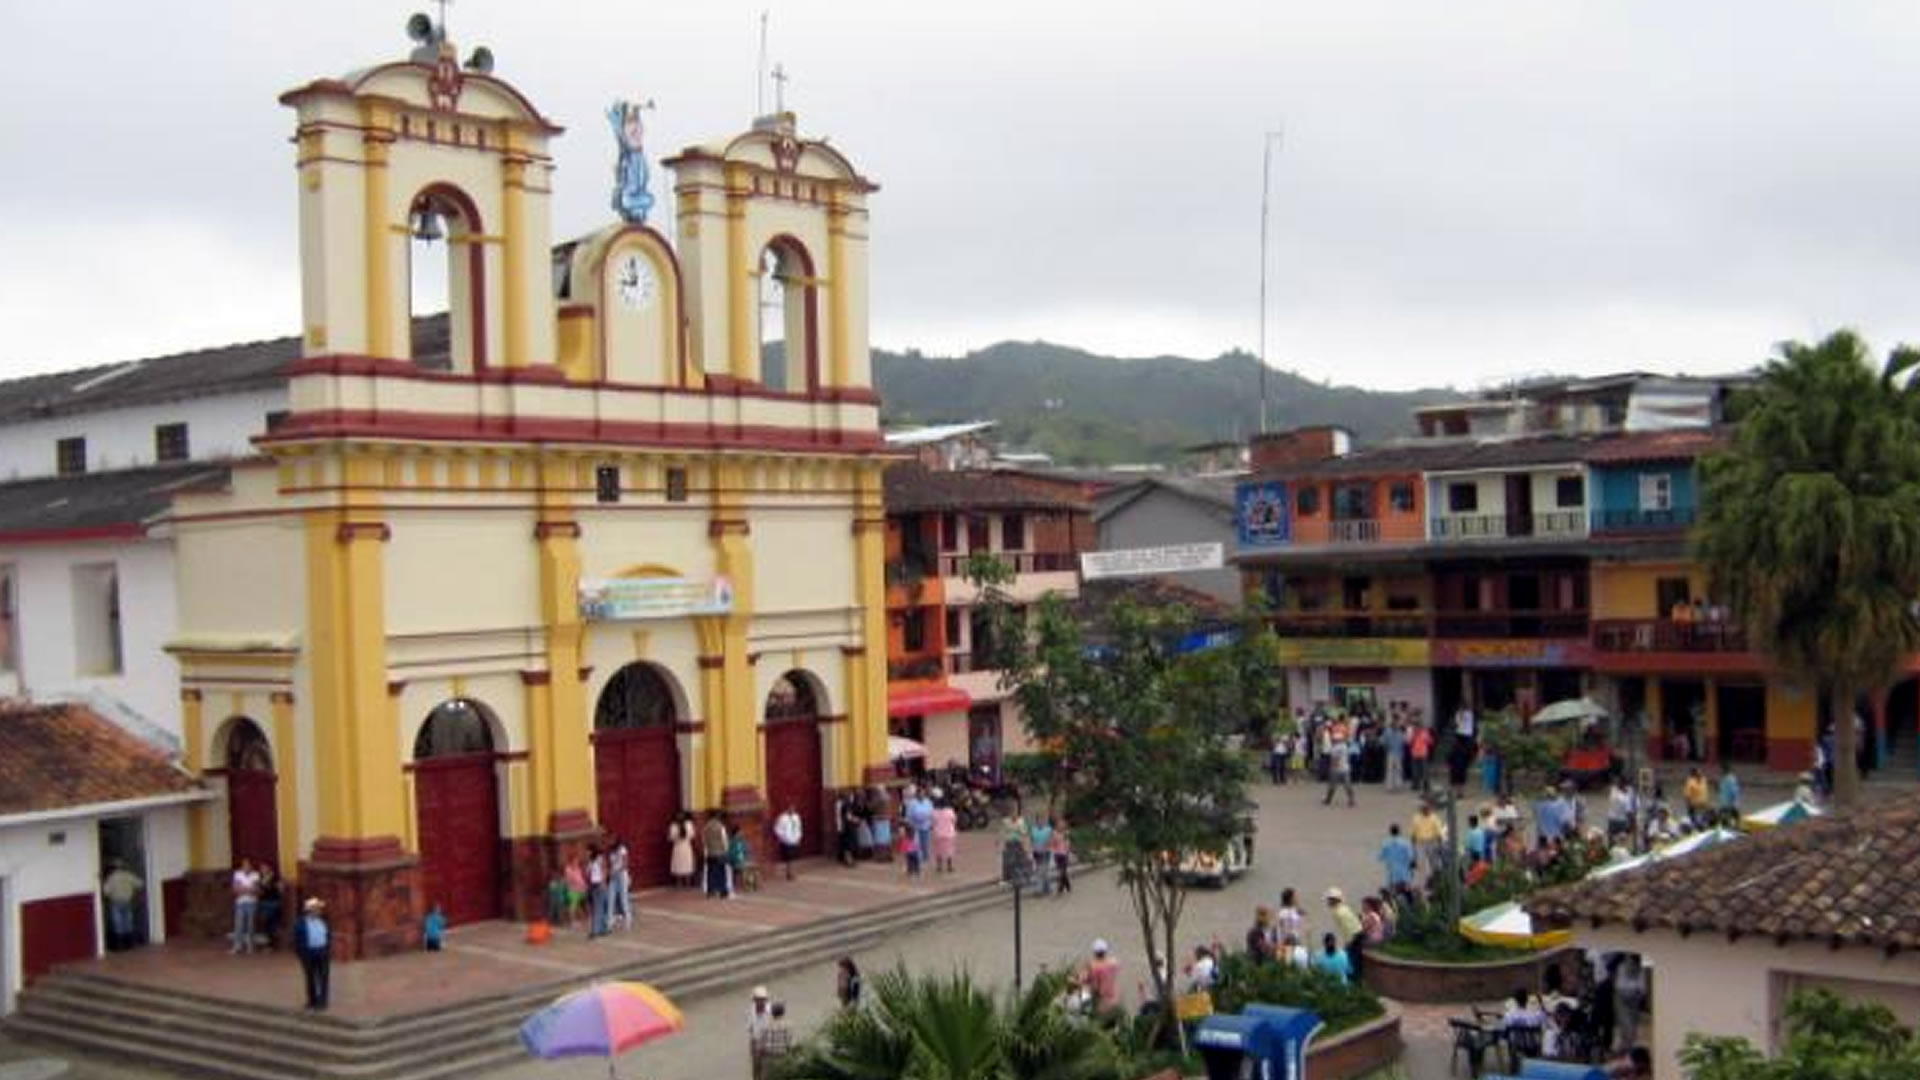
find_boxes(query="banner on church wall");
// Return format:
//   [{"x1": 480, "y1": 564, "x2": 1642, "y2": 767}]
[{"x1": 579, "y1": 576, "x2": 734, "y2": 621}]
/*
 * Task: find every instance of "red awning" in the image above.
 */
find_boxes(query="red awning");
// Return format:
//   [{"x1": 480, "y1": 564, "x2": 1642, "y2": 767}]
[{"x1": 887, "y1": 685, "x2": 972, "y2": 718}]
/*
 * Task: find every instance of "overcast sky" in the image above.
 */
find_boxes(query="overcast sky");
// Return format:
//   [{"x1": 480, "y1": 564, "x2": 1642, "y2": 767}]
[{"x1": 4, "y1": 2, "x2": 1919, "y2": 391}]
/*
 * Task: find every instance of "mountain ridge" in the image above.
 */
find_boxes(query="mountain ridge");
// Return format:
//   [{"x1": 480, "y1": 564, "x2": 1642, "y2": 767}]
[{"x1": 871, "y1": 342, "x2": 1459, "y2": 465}]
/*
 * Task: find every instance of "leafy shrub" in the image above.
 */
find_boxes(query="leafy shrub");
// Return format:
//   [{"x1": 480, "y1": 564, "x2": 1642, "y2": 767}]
[{"x1": 1210, "y1": 953, "x2": 1386, "y2": 1035}]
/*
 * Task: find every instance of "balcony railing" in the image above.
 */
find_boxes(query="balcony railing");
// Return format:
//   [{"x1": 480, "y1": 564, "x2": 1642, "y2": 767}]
[
  {"x1": 1593, "y1": 618, "x2": 1747, "y2": 653},
  {"x1": 1432, "y1": 611, "x2": 1590, "y2": 638},
  {"x1": 1430, "y1": 511, "x2": 1590, "y2": 541},
  {"x1": 1590, "y1": 507, "x2": 1698, "y2": 533},
  {"x1": 1328, "y1": 519, "x2": 1382, "y2": 544},
  {"x1": 938, "y1": 551, "x2": 1078, "y2": 577},
  {"x1": 1532, "y1": 509, "x2": 1587, "y2": 536},
  {"x1": 1429, "y1": 513, "x2": 1507, "y2": 540},
  {"x1": 1269, "y1": 613, "x2": 1430, "y2": 638}
]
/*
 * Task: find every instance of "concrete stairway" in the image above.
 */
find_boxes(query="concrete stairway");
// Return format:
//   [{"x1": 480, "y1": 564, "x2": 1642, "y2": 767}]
[{"x1": 5, "y1": 877, "x2": 1011, "y2": 1080}]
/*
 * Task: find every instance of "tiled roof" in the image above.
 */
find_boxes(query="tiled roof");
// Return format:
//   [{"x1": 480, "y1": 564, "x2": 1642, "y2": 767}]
[
  {"x1": 1071, "y1": 577, "x2": 1233, "y2": 624},
  {"x1": 0, "y1": 462, "x2": 230, "y2": 540},
  {"x1": 1582, "y1": 427, "x2": 1727, "y2": 465},
  {"x1": 1253, "y1": 435, "x2": 1596, "y2": 480},
  {"x1": 1527, "y1": 789, "x2": 1920, "y2": 949},
  {"x1": 884, "y1": 463, "x2": 1090, "y2": 514},
  {"x1": 0, "y1": 703, "x2": 201, "y2": 817},
  {"x1": 0, "y1": 314, "x2": 450, "y2": 423}
]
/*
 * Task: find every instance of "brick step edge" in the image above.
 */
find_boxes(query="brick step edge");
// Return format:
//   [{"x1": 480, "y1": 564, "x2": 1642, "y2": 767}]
[
  {"x1": 10, "y1": 878, "x2": 1021, "y2": 1080},
  {"x1": 44, "y1": 876, "x2": 1007, "y2": 1043}
]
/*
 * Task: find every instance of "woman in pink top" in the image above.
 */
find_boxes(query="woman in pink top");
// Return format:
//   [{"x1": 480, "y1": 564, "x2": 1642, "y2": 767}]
[
  {"x1": 930, "y1": 800, "x2": 959, "y2": 874},
  {"x1": 1048, "y1": 819, "x2": 1073, "y2": 894}
]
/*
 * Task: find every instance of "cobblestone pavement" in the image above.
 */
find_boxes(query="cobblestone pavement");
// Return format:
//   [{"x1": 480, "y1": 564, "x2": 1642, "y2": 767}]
[{"x1": 4, "y1": 776, "x2": 1622, "y2": 1079}]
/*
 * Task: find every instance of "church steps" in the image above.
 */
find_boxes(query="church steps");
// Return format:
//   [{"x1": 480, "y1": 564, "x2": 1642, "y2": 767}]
[{"x1": 6, "y1": 876, "x2": 1012, "y2": 1079}]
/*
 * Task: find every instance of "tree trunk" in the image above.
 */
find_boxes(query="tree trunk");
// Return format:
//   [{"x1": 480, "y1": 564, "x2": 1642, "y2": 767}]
[{"x1": 1831, "y1": 685, "x2": 1862, "y2": 807}]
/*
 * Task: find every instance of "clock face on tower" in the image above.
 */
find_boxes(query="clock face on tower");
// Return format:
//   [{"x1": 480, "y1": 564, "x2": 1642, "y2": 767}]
[{"x1": 615, "y1": 252, "x2": 657, "y2": 310}]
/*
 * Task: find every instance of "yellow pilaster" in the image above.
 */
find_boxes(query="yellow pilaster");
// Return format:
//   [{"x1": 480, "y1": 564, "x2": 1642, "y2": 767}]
[
  {"x1": 693, "y1": 618, "x2": 726, "y2": 809},
  {"x1": 361, "y1": 108, "x2": 397, "y2": 360},
  {"x1": 270, "y1": 692, "x2": 300, "y2": 880},
  {"x1": 849, "y1": 465, "x2": 890, "y2": 782},
  {"x1": 304, "y1": 457, "x2": 404, "y2": 846},
  {"x1": 827, "y1": 193, "x2": 851, "y2": 388},
  {"x1": 182, "y1": 689, "x2": 211, "y2": 868},
  {"x1": 708, "y1": 461, "x2": 761, "y2": 803},
  {"x1": 501, "y1": 141, "x2": 530, "y2": 368},
  {"x1": 726, "y1": 167, "x2": 755, "y2": 381},
  {"x1": 533, "y1": 458, "x2": 593, "y2": 831}
]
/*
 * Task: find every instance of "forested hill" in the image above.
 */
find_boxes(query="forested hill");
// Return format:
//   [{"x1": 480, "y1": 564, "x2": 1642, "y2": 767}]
[{"x1": 872, "y1": 342, "x2": 1458, "y2": 466}]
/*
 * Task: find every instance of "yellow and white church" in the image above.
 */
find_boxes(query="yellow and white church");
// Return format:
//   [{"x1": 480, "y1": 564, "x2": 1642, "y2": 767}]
[{"x1": 165, "y1": 29, "x2": 895, "y2": 954}]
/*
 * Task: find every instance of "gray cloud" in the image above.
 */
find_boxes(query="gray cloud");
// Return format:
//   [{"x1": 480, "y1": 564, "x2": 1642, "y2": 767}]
[{"x1": 4, "y1": 1, "x2": 1920, "y2": 390}]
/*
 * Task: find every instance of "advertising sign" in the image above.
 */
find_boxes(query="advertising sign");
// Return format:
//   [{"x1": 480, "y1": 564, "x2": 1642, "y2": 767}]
[
  {"x1": 1079, "y1": 542, "x2": 1224, "y2": 581},
  {"x1": 1429, "y1": 638, "x2": 1593, "y2": 668},
  {"x1": 579, "y1": 576, "x2": 733, "y2": 621},
  {"x1": 1272, "y1": 638, "x2": 1430, "y2": 667},
  {"x1": 1236, "y1": 482, "x2": 1291, "y2": 547}
]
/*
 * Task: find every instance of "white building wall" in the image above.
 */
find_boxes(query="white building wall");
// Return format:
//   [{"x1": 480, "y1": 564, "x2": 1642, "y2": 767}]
[
  {"x1": 2, "y1": 539, "x2": 180, "y2": 741},
  {"x1": 0, "y1": 803, "x2": 191, "y2": 1013},
  {"x1": 0, "y1": 391, "x2": 285, "y2": 482},
  {"x1": 1583, "y1": 925, "x2": 1920, "y2": 1078}
]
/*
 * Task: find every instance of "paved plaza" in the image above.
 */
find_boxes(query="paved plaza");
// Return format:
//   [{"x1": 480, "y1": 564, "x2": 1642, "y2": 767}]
[{"x1": 5, "y1": 770, "x2": 1802, "y2": 1079}]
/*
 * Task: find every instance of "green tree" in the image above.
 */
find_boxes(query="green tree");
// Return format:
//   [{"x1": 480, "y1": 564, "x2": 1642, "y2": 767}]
[
  {"x1": 1696, "y1": 331, "x2": 1920, "y2": 806},
  {"x1": 981, "y1": 587, "x2": 1282, "y2": 1051},
  {"x1": 1680, "y1": 988, "x2": 1920, "y2": 1080},
  {"x1": 773, "y1": 967, "x2": 1122, "y2": 1080}
]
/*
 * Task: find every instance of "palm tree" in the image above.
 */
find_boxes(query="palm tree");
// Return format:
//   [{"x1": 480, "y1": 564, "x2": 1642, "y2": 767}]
[
  {"x1": 1696, "y1": 330, "x2": 1920, "y2": 805},
  {"x1": 773, "y1": 967, "x2": 1123, "y2": 1080}
]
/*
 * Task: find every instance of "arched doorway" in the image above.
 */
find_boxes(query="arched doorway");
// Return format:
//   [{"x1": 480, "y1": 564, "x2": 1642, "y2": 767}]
[
  {"x1": 763, "y1": 672, "x2": 825, "y2": 857},
  {"x1": 223, "y1": 718, "x2": 279, "y2": 871},
  {"x1": 593, "y1": 664, "x2": 684, "y2": 887},
  {"x1": 412, "y1": 699, "x2": 502, "y2": 926}
]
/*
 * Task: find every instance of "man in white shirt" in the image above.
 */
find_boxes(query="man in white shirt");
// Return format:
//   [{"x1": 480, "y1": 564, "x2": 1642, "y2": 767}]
[
  {"x1": 773, "y1": 807, "x2": 803, "y2": 880},
  {"x1": 231, "y1": 859, "x2": 261, "y2": 954}
]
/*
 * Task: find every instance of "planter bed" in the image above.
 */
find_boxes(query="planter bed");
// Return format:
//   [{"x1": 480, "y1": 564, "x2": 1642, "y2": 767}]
[{"x1": 1362, "y1": 945, "x2": 1580, "y2": 1004}]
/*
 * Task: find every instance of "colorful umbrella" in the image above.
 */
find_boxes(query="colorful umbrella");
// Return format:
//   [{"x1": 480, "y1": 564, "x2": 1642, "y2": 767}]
[
  {"x1": 520, "y1": 981, "x2": 685, "y2": 1074},
  {"x1": 1458, "y1": 899, "x2": 1573, "y2": 950},
  {"x1": 1589, "y1": 826, "x2": 1740, "y2": 878}
]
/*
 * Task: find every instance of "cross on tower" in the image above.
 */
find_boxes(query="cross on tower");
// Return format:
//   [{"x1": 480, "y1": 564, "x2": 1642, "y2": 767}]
[{"x1": 770, "y1": 63, "x2": 789, "y2": 113}]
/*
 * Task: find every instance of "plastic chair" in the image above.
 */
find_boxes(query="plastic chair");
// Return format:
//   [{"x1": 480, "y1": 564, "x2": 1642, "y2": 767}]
[{"x1": 1449, "y1": 1018, "x2": 1499, "y2": 1076}]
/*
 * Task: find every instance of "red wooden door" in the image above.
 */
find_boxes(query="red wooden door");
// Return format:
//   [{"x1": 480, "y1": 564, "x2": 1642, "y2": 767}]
[
  {"x1": 765, "y1": 719, "x2": 824, "y2": 856},
  {"x1": 593, "y1": 726, "x2": 681, "y2": 887},
  {"x1": 226, "y1": 769, "x2": 280, "y2": 870},
  {"x1": 413, "y1": 754, "x2": 501, "y2": 925}
]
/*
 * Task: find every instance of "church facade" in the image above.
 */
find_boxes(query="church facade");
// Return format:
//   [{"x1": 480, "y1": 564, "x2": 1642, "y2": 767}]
[{"x1": 163, "y1": 33, "x2": 895, "y2": 954}]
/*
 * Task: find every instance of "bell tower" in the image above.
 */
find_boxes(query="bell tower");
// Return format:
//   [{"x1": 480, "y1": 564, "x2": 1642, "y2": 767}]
[
  {"x1": 281, "y1": 25, "x2": 560, "y2": 372},
  {"x1": 665, "y1": 111, "x2": 878, "y2": 398}
]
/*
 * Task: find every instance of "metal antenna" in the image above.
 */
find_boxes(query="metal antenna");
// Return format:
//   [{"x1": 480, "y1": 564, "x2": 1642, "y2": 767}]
[
  {"x1": 434, "y1": 0, "x2": 453, "y2": 38},
  {"x1": 771, "y1": 63, "x2": 789, "y2": 113},
  {"x1": 756, "y1": 11, "x2": 770, "y2": 115},
  {"x1": 1258, "y1": 127, "x2": 1285, "y2": 434}
]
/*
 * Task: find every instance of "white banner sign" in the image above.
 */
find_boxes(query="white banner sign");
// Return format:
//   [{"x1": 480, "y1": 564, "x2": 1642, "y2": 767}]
[
  {"x1": 1079, "y1": 542, "x2": 1225, "y2": 580},
  {"x1": 579, "y1": 576, "x2": 734, "y2": 621}
]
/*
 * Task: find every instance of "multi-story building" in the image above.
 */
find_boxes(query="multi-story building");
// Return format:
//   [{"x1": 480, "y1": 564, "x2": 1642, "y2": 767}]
[
  {"x1": 882, "y1": 464, "x2": 1088, "y2": 774},
  {"x1": 1233, "y1": 372, "x2": 1875, "y2": 773}
]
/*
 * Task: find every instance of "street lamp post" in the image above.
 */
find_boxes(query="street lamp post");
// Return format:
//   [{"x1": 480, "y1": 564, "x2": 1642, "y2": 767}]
[{"x1": 1001, "y1": 838, "x2": 1028, "y2": 990}]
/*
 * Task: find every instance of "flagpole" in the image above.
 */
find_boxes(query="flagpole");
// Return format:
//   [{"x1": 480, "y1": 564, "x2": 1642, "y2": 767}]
[{"x1": 1258, "y1": 127, "x2": 1284, "y2": 434}]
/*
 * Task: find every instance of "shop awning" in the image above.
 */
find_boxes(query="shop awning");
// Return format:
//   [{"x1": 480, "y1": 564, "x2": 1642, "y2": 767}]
[{"x1": 887, "y1": 685, "x2": 972, "y2": 718}]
